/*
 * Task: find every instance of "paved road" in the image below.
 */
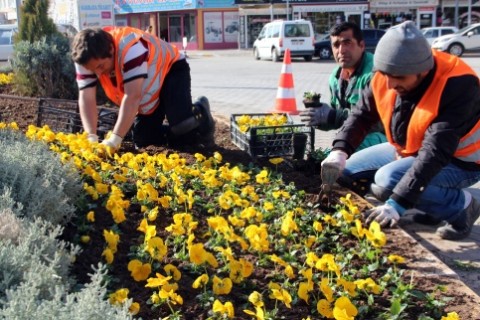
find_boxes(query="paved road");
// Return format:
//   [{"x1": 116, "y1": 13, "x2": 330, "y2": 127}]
[{"x1": 189, "y1": 49, "x2": 480, "y2": 117}]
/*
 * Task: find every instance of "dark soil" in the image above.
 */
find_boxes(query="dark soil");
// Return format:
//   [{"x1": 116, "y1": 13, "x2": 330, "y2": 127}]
[{"x1": 1, "y1": 94, "x2": 478, "y2": 319}]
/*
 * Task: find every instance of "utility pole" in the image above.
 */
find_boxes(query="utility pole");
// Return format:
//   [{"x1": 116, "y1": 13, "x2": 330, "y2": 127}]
[
  {"x1": 454, "y1": 0, "x2": 459, "y2": 28},
  {"x1": 468, "y1": 0, "x2": 472, "y2": 26},
  {"x1": 286, "y1": 0, "x2": 289, "y2": 20},
  {"x1": 15, "y1": 0, "x2": 21, "y2": 25}
]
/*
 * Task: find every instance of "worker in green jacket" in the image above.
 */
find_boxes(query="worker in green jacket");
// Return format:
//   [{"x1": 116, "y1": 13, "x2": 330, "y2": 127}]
[{"x1": 300, "y1": 22, "x2": 386, "y2": 151}]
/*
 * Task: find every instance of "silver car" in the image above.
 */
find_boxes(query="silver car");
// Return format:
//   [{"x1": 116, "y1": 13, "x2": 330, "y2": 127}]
[
  {"x1": 431, "y1": 23, "x2": 480, "y2": 56},
  {"x1": 421, "y1": 26, "x2": 458, "y2": 45},
  {"x1": 0, "y1": 24, "x2": 17, "y2": 61}
]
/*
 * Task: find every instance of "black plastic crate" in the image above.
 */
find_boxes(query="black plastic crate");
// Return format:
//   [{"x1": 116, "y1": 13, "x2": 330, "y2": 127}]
[
  {"x1": 230, "y1": 113, "x2": 314, "y2": 159},
  {"x1": 36, "y1": 98, "x2": 81, "y2": 133},
  {"x1": 36, "y1": 99, "x2": 132, "y2": 140}
]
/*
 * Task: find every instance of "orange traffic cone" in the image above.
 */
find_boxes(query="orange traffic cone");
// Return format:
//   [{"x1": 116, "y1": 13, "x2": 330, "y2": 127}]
[{"x1": 272, "y1": 49, "x2": 298, "y2": 115}]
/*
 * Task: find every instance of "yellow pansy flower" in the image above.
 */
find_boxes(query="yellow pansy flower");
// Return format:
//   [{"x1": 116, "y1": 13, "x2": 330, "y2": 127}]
[
  {"x1": 127, "y1": 259, "x2": 152, "y2": 282},
  {"x1": 212, "y1": 300, "x2": 235, "y2": 319},
  {"x1": 192, "y1": 274, "x2": 209, "y2": 289}
]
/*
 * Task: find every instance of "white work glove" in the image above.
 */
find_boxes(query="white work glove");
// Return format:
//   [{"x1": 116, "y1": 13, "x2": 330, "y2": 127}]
[
  {"x1": 101, "y1": 133, "x2": 123, "y2": 149},
  {"x1": 299, "y1": 103, "x2": 333, "y2": 126},
  {"x1": 87, "y1": 133, "x2": 98, "y2": 143},
  {"x1": 97, "y1": 133, "x2": 123, "y2": 158},
  {"x1": 363, "y1": 201, "x2": 401, "y2": 228},
  {"x1": 320, "y1": 150, "x2": 348, "y2": 186}
]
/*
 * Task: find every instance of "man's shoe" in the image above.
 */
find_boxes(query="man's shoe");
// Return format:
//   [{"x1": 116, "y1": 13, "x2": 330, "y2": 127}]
[
  {"x1": 436, "y1": 197, "x2": 480, "y2": 240},
  {"x1": 412, "y1": 213, "x2": 442, "y2": 226},
  {"x1": 193, "y1": 96, "x2": 215, "y2": 135}
]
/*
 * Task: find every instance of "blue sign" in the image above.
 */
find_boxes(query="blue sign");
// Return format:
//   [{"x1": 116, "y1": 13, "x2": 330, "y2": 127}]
[{"x1": 114, "y1": 0, "x2": 234, "y2": 13}]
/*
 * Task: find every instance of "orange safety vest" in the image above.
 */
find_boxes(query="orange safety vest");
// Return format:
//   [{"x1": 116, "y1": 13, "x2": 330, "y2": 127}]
[
  {"x1": 99, "y1": 26, "x2": 180, "y2": 115},
  {"x1": 373, "y1": 50, "x2": 480, "y2": 163}
]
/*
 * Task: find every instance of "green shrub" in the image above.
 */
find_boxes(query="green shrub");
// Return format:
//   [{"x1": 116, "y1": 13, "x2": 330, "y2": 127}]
[
  {"x1": 18, "y1": 0, "x2": 57, "y2": 43},
  {"x1": 0, "y1": 128, "x2": 82, "y2": 225},
  {"x1": 11, "y1": 35, "x2": 77, "y2": 99}
]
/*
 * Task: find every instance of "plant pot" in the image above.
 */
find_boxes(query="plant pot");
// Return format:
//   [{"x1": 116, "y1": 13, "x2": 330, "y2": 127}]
[
  {"x1": 292, "y1": 133, "x2": 308, "y2": 160},
  {"x1": 302, "y1": 99, "x2": 321, "y2": 108}
]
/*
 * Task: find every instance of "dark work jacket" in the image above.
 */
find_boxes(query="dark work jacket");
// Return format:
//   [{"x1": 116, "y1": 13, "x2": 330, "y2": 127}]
[{"x1": 332, "y1": 63, "x2": 480, "y2": 209}]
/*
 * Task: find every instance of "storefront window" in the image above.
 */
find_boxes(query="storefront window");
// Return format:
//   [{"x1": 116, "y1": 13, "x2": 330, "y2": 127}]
[
  {"x1": 169, "y1": 16, "x2": 182, "y2": 42},
  {"x1": 184, "y1": 14, "x2": 196, "y2": 43},
  {"x1": 309, "y1": 12, "x2": 346, "y2": 35}
]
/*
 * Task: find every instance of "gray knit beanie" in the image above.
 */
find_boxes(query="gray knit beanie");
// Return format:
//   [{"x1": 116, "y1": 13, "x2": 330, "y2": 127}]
[{"x1": 374, "y1": 21, "x2": 433, "y2": 75}]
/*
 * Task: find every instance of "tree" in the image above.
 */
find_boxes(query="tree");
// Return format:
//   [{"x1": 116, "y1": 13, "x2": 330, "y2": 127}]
[{"x1": 18, "y1": 0, "x2": 57, "y2": 43}]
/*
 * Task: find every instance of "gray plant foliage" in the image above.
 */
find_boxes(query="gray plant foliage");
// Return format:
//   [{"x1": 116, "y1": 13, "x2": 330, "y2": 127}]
[
  {"x1": 0, "y1": 209, "x2": 80, "y2": 300},
  {"x1": 0, "y1": 206, "x2": 23, "y2": 244},
  {"x1": 0, "y1": 129, "x2": 131, "y2": 319},
  {"x1": 0, "y1": 128, "x2": 82, "y2": 225},
  {"x1": 0, "y1": 263, "x2": 132, "y2": 320}
]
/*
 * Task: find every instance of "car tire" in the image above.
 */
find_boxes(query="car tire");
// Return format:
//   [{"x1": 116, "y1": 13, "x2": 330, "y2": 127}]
[
  {"x1": 319, "y1": 47, "x2": 332, "y2": 60},
  {"x1": 447, "y1": 43, "x2": 464, "y2": 56},
  {"x1": 304, "y1": 55, "x2": 312, "y2": 62},
  {"x1": 272, "y1": 48, "x2": 280, "y2": 62},
  {"x1": 254, "y1": 48, "x2": 260, "y2": 60}
]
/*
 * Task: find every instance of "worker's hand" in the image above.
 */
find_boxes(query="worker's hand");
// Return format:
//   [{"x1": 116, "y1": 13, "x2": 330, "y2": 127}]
[
  {"x1": 363, "y1": 203, "x2": 400, "y2": 228},
  {"x1": 87, "y1": 133, "x2": 98, "y2": 143},
  {"x1": 98, "y1": 133, "x2": 123, "y2": 158},
  {"x1": 299, "y1": 103, "x2": 333, "y2": 126},
  {"x1": 320, "y1": 150, "x2": 347, "y2": 186}
]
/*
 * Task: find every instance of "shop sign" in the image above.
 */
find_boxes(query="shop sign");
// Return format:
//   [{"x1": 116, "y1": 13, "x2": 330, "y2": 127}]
[
  {"x1": 235, "y1": 0, "x2": 366, "y2": 4},
  {"x1": 114, "y1": 0, "x2": 197, "y2": 14},
  {"x1": 370, "y1": 0, "x2": 438, "y2": 8},
  {"x1": 78, "y1": 0, "x2": 114, "y2": 29},
  {"x1": 442, "y1": 0, "x2": 480, "y2": 6},
  {"x1": 294, "y1": 4, "x2": 368, "y2": 13}
]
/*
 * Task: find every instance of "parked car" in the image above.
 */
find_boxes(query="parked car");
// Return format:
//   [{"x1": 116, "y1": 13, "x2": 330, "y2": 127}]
[
  {"x1": 0, "y1": 24, "x2": 17, "y2": 61},
  {"x1": 314, "y1": 28, "x2": 385, "y2": 60},
  {"x1": 421, "y1": 26, "x2": 458, "y2": 44},
  {"x1": 253, "y1": 19, "x2": 315, "y2": 62},
  {"x1": 431, "y1": 23, "x2": 480, "y2": 56}
]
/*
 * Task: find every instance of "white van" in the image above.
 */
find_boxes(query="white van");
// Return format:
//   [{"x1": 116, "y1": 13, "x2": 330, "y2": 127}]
[{"x1": 253, "y1": 19, "x2": 314, "y2": 62}]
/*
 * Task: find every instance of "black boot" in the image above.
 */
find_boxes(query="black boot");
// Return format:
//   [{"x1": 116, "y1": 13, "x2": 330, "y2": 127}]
[
  {"x1": 436, "y1": 197, "x2": 480, "y2": 240},
  {"x1": 193, "y1": 96, "x2": 215, "y2": 135},
  {"x1": 412, "y1": 214, "x2": 442, "y2": 226}
]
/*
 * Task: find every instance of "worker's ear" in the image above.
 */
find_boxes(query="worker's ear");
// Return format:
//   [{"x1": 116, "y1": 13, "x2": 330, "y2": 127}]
[{"x1": 359, "y1": 39, "x2": 366, "y2": 50}]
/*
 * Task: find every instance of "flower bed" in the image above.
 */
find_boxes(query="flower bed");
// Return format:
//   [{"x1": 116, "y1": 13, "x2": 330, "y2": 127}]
[{"x1": 0, "y1": 121, "x2": 462, "y2": 320}]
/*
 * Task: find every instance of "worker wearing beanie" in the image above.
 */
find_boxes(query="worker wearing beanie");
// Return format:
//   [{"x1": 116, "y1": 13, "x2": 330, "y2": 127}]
[{"x1": 320, "y1": 21, "x2": 480, "y2": 240}]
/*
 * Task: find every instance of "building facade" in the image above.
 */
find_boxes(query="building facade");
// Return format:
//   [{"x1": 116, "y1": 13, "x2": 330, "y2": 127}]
[{"x1": 1, "y1": 0, "x2": 480, "y2": 50}]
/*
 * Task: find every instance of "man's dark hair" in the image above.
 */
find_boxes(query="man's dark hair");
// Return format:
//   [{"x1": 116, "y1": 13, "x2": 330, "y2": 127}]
[
  {"x1": 71, "y1": 28, "x2": 114, "y2": 65},
  {"x1": 329, "y1": 22, "x2": 364, "y2": 43}
]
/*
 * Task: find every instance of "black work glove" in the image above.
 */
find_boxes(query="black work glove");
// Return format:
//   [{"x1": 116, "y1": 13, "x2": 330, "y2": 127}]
[{"x1": 299, "y1": 103, "x2": 333, "y2": 126}]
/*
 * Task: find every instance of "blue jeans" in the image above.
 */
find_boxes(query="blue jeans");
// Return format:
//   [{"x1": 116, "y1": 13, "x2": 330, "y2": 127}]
[{"x1": 343, "y1": 143, "x2": 480, "y2": 222}]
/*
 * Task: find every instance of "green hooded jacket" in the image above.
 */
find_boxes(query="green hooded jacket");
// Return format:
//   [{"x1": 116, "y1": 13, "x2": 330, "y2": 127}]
[{"x1": 322, "y1": 51, "x2": 385, "y2": 151}]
